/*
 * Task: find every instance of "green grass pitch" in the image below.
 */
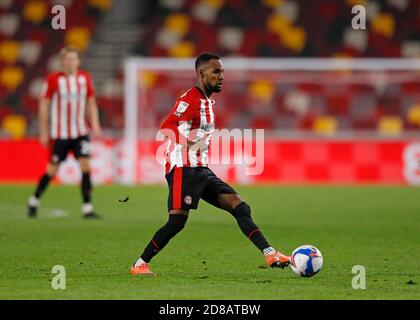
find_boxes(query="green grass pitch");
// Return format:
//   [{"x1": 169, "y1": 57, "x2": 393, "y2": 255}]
[{"x1": 0, "y1": 184, "x2": 419, "y2": 299}]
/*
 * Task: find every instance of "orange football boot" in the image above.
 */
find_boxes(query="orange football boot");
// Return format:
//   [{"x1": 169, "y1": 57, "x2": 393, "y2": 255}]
[
  {"x1": 130, "y1": 263, "x2": 155, "y2": 276},
  {"x1": 265, "y1": 251, "x2": 291, "y2": 269}
]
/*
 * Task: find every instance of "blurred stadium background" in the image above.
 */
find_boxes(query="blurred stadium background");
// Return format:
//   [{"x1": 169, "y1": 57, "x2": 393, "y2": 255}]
[{"x1": 0, "y1": 0, "x2": 419, "y2": 185}]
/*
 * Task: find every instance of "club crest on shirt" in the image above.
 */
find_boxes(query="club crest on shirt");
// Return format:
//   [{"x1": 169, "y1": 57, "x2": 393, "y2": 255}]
[{"x1": 184, "y1": 195, "x2": 192, "y2": 205}]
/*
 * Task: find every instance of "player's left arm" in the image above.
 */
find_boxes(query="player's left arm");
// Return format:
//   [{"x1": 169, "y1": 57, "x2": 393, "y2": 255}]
[
  {"x1": 85, "y1": 72, "x2": 101, "y2": 138},
  {"x1": 87, "y1": 97, "x2": 101, "y2": 138}
]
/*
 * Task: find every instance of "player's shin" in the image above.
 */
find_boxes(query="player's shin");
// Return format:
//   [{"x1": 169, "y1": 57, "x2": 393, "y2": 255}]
[
  {"x1": 28, "y1": 173, "x2": 52, "y2": 217},
  {"x1": 232, "y1": 202, "x2": 271, "y2": 251},
  {"x1": 80, "y1": 172, "x2": 100, "y2": 218},
  {"x1": 135, "y1": 214, "x2": 188, "y2": 265},
  {"x1": 34, "y1": 173, "x2": 52, "y2": 199},
  {"x1": 81, "y1": 172, "x2": 92, "y2": 204}
]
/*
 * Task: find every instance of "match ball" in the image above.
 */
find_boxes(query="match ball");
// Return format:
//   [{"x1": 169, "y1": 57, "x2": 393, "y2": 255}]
[{"x1": 290, "y1": 245, "x2": 323, "y2": 277}]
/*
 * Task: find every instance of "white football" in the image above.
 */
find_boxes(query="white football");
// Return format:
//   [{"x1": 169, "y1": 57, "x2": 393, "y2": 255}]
[{"x1": 290, "y1": 245, "x2": 323, "y2": 277}]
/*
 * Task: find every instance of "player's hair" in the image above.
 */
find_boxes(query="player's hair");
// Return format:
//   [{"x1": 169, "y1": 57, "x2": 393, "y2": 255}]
[
  {"x1": 59, "y1": 46, "x2": 81, "y2": 59},
  {"x1": 195, "y1": 52, "x2": 220, "y2": 71}
]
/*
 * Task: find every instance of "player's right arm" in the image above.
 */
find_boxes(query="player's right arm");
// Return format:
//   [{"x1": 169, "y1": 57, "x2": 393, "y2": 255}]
[
  {"x1": 38, "y1": 74, "x2": 55, "y2": 147},
  {"x1": 38, "y1": 97, "x2": 50, "y2": 147}
]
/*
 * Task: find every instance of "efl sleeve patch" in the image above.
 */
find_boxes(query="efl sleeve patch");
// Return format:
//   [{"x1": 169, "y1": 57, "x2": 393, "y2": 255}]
[{"x1": 175, "y1": 101, "x2": 189, "y2": 113}]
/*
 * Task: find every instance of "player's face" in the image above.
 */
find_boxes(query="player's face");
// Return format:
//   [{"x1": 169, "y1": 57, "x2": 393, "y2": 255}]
[
  {"x1": 202, "y1": 59, "x2": 224, "y2": 93},
  {"x1": 61, "y1": 52, "x2": 80, "y2": 74}
]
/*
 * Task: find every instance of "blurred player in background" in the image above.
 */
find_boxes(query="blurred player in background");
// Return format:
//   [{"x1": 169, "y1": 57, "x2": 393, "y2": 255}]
[
  {"x1": 27, "y1": 46, "x2": 102, "y2": 219},
  {"x1": 130, "y1": 53, "x2": 290, "y2": 275}
]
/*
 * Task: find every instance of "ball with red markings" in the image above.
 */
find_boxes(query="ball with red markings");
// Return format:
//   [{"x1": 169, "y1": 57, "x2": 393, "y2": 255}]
[{"x1": 290, "y1": 245, "x2": 323, "y2": 277}]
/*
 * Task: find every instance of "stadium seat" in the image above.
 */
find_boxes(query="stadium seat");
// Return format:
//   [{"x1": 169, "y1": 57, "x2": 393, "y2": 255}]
[
  {"x1": 99, "y1": 78, "x2": 122, "y2": 97},
  {"x1": 364, "y1": 1, "x2": 380, "y2": 20},
  {"x1": 249, "y1": 80, "x2": 275, "y2": 102},
  {"x1": 164, "y1": 14, "x2": 191, "y2": 37},
  {"x1": 401, "y1": 41, "x2": 420, "y2": 58},
  {"x1": 371, "y1": 13, "x2": 395, "y2": 38},
  {"x1": 343, "y1": 28, "x2": 368, "y2": 52},
  {"x1": 191, "y1": 1, "x2": 218, "y2": 24},
  {"x1": 26, "y1": 29, "x2": 48, "y2": 45},
  {"x1": 378, "y1": 116, "x2": 402, "y2": 135},
  {"x1": 88, "y1": 0, "x2": 112, "y2": 11},
  {"x1": 266, "y1": 14, "x2": 291, "y2": 37},
  {"x1": 0, "y1": 66, "x2": 24, "y2": 90},
  {"x1": 23, "y1": 0, "x2": 48, "y2": 24},
  {"x1": 275, "y1": 0, "x2": 299, "y2": 23},
  {"x1": 0, "y1": 0, "x2": 12, "y2": 10},
  {"x1": 407, "y1": 104, "x2": 420, "y2": 126},
  {"x1": 218, "y1": 26, "x2": 243, "y2": 51},
  {"x1": 345, "y1": 0, "x2": 367, "y2": 6},
  {"x1": 310, "y1": 95, "x2": 327, "y2": 115},
  {"x1": 159, "y1": 0, "x2": 186, "y2": 10},
  {"x1": 388, "y1": 0, "x2": 409, "y2": 10},
  {"x1": 50, "y1": 0, "x2": 74, "y2": 7},
  {"x1": 155, "y1": 28, "x2": 182, "y2": 50},
  {"x1": 328, "y1": 95, "x2": 350, "y2": 115},
  {"x1": 18, "y1": 40, "x2": 41, "y2": 65},
  {"x1": 318, "y1": 1, "x2": 339, "y2": 22},
  {"x1": 0, "y1": 40, "x2": 20, "y2": 64},
  {"x1": 350, "y1": 94, "x2": 376, "y2": 120},
  {"x1": 1, "y1": 114, "x2": 27, "y2": 139},
  {"x1": 65, "y1": 27, "x2": 91, "y2": 52},
  {"x1": 312, "y1": 115, "x2": 338, "y2": 135},
  {"x1": 284, "y1": 90, "x2": 310, "y2": 116},
  {"x1": 168, "y1": 41, "x2": 195, "y2": 57},
  {"x1": 23, "y1": 94, "x2": 38, "y2": 114},
  {"x1": 205, "y1": 0, "x2": 224, "y2": 9},
  {"x1": 281, "y1": 26, "x2": 306, "y2": 53},
  {"x1": 0, "y1": 105, "x2": 12, "y2": 122},
  {"x1": 401, "y1": 81, "x2": 420, "y2": 95},
  {"x1": 47, "y1": 54, "x2": 60, "y2": 72},
  {"x1": 262, "y1": 0, "x2": 283, "y2": 8},
  {"x1": 28, "y1": 77, "x2": 44, "y2": 98},
  {"x1": 138, "y1": 71, "x2": 158, "y2": 89},
  {"x1": 0, "y1": 13, "x2": 20, "y2": 37},
  {"x1": 251, "y1": 116, "x2": 275, "y2": 129},
  {"x1": 192, "y1": 0, "x2": 224, "y2": 24}
]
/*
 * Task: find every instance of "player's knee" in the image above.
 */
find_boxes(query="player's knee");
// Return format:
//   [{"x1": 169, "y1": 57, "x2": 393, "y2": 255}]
[
  {"x1": 232, "y1": 201, "x2": 251, "y2": 218},
  {"x1": 47, "y1": 164, "x2": 58, "y2": 176},
  {"x1": 167, "y1": 213, "x2": 188, "y2": 233},
  {"x1": 218, "y1": 193, "x2": 243, "y2": 213},
  {"x1": 79, "y1": 159, "x2": 90, "y2": 172}
]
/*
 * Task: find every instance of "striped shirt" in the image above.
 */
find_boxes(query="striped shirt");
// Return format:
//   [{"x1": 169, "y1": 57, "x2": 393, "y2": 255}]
[
  {"x1": 41, "y1": 70, "x2": 95, "y2": 139},
  {"x1": 160, "y1": 87, "x2": 216, "y2": 174}
]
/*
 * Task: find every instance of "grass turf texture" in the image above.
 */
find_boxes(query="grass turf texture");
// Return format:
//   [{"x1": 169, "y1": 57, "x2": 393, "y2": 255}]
[{"x1": 0, "y1": 184, "x2": 419, "y2": 300}]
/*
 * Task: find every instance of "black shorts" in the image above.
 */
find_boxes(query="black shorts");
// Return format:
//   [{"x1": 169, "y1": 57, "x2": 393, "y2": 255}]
[
  {"x1": 49, "y1": 135, "x2": 91, "y2": 164},
  {"x1": 165, "y1": 166, "x2": 237, "y2": 211}
]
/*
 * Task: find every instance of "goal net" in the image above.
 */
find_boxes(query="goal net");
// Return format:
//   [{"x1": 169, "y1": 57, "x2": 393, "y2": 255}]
[{"x1": 121, "y1": 58, "x2": 420, "y2": 185}]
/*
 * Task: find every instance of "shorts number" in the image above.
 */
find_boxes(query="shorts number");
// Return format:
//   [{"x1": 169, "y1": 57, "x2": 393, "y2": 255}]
[{"x1": 80, "y1": 140, "x2": 91, "y2": 156}]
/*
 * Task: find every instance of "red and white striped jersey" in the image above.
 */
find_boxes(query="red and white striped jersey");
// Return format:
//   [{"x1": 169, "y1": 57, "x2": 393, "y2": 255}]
[
  {"x1": 161, "y1": 87, "x2": 216, "y2": 174},
  {"x1": 41, "y1": 70, "x2": 95, "y2": 139}
]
